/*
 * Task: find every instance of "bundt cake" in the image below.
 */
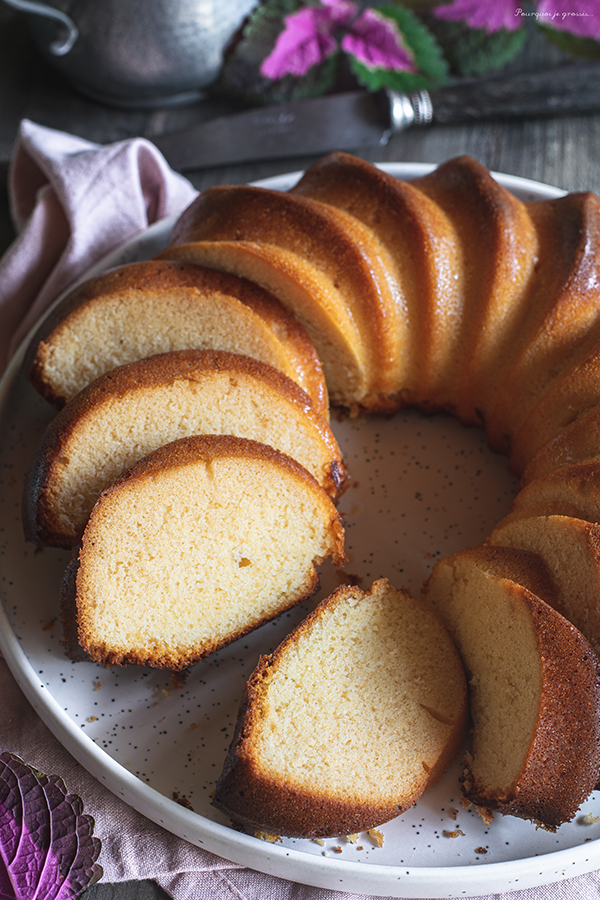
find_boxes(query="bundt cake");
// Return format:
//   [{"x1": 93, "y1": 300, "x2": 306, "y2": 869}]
[
  {"x1": 24, "y1": 258, "x2": 328, "y2": 418},
  {"x1": 69, "y1": 434, "x2": 346, "y2": 669},
  {"x1": 23, "y1": 349, "x2": 348, "y2": 549},
  {"x1": 213, "y1": 578, "x2": 468, "y2": 838},
  {"x1": 422, "y1": 544, "x2": 600, "y2": 830},
  {"x1": 162, "y1": 152, "x2": 600, "y2": 462},
  {"x1": 22, "y1": 150, "x2": 600, "y2": 836},
  {"x1": 489, "y1": 514, "x2": 600, "y2": 655}
]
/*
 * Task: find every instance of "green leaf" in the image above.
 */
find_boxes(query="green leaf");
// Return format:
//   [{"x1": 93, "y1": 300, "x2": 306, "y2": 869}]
[
  {"x1": 539, "y1": 24, "x2": 600, "y2": 60},
  {"x1": 348, "y1": 5, "x2": 449, "y2": 93},
  {"x1": 424, "y1": 16, "x2": 527, "y2": 77}
]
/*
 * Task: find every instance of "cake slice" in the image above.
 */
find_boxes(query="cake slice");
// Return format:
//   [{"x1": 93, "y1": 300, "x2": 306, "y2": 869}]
[
  {"x1": 423, "y1": 544, "x2": 600, "y2": 830},
  {"x1": 522, "y1": 403, "x2": 600, "y2": 484},
  {"x1": 213, "y1": 578, "x2": 467, "y2": 838},
  {"x1": 489, "y1": 514, "x2": 600, "y2": 655},
  {"x1": 23, "y1": 349, "x2": 348, "y2": 548},
  {"x1": 70, "y1": 434, "x2": 346, "y2": 669},
  {"x1": 24, "y1": 259, "x2": 328, "y2": 417}
]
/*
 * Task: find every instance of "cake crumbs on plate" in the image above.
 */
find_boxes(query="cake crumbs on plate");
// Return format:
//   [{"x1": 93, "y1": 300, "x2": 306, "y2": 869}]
[
  {"x1": 345, "y1": 834, "x2": 359, "y2": 843},
  {"x1": 172, "y1": 791, "x2": 194, "y2": 811},
  {"x1": 255, "y1": 831, "x2": 282, "y2": 843},
  {"x1": 443, "y1": 829, "x2": 465, "y2": 838},
  {"x1": 476, "y1": 806, "x2": 494, "y2": 825},
  {"x1": 448, "y1": 808, "x2": 459, "y2": 820},
  {"x1": 474, "y1": 846, "x2": 487, "y2": 854},
  {"x1": 581, "y1": 813, "x2": 600, "y2": 825},
  {"x1": 367, "y1": 828, "x2": 384, "y2": 847}
]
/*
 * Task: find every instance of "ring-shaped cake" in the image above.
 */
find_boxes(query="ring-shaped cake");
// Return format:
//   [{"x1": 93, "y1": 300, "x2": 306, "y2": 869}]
[{"x1": 22, "y1": 152, "x2": 600, "y2": 840}]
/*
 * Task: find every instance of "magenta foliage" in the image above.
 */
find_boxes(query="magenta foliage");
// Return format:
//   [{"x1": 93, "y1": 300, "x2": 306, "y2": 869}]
[
  {"x1": 0, "y1": 753, "x2": 102, "y2": 899},
  {"x1": 341, "y1": 8, "x2": 416, "y2": 71},
  {"x1": 261, "y1": 0, "x2": 416, "y2": 80},
  {"x1": 433, "y1": 0, "x2": 524, "y2": 33},
  {"x1": 535, "y1": 0, "x2": 600, "y2": 39},
  {"x1": 260, "y1": 6, "x2": 339, "y2": 78},
  {"x1": 434, "y1": 0, "x2": 600, "y2": 38}
]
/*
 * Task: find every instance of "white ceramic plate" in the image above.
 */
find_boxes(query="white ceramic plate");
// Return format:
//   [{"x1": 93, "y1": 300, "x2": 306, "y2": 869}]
[{"x1": 2, "y1": 163, "x2": 599, "y2": 899}]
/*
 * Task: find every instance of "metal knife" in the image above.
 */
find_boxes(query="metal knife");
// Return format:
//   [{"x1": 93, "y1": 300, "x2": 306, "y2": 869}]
[{"x1": 152, "y1": 61, "x2": 600, "y2": 171}]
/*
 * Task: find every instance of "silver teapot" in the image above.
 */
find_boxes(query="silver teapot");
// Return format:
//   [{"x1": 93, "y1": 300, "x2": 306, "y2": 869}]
[{"x1": 3, "y1": 0, "x2": 257, "y2": 107}]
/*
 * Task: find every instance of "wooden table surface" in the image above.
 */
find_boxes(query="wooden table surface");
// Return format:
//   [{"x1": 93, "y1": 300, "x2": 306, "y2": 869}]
[{"x1": 1, "y1": 5, "x2": 600, "y2": 898}]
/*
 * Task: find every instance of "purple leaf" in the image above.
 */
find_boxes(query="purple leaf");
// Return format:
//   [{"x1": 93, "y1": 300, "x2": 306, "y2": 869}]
[
  {"x1": 0, "y1": 753, "x2": 102, "y2": 900},
  {"x1": 535, "y1": 0, "x2": 600, "y2": 40},
  {"x1": 260, "y1": 6, "x2": 341, "y2": 79},
  {"x1": 341, "y1": 7, "x2": 416, "y2": 72},
  {"x1": 433, "y1": 0, "x2": 523, "y2": 33}
]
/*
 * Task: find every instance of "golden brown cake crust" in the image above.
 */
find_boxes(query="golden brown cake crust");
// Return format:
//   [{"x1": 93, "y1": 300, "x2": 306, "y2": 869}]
[
  {"x1": 423, "y1": 546, "x2": 600, "y2": 830},
  {"x1": 214, "y1": 579, "x2": 467, "y2": 838},
  {"x1": 522, "y1": 403, "x2": 600, "y2": 484},
  {"x1": 411, "y1": 155, "x2": 538, "y2": 425},
  {"x1": 74, "y1": 434, "x2": 346, "y2": 669},
  {"x1": 506, "y1": 460, "x2": 600, "y2": 526},
  {"x1": 486, "y1": 191, "x2": 600, "y2": 455},
  {"x1": 463, "y1": 587, "x2": 600, "y2": 830},
  {"x1": 290, "y1": 151, "x2": 463, "y2": 410},
  {"x1": 22, "y1": 348, "x2": 349, "y2": 548},
  {"x1": 425, "y1": 544, "x2": 559, "y2": 606},
  {"x1": 167, "y1": 184, "x2": 401, "y2": 405},
  {"x1": 25, "y1": 258, "x2": 328, "y2": 416}
]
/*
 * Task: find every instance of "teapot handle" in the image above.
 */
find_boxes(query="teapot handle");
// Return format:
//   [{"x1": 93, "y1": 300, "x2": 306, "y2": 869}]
[{"x1": 2, "y1": 0, "x2": 78, "y2": 55}]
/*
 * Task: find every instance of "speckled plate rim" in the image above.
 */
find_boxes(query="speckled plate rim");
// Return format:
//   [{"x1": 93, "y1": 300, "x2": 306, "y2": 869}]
[{"x1": 0, "y1": 162, "x2": 586, "y2": 899}]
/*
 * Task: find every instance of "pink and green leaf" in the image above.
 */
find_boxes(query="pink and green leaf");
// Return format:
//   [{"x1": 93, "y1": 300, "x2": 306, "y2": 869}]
[
  {"x1": 348, "y1": 5, "x2": 448, "y2": 92},
  {"x1": 260, "y1": 5, "x2": 341, "y2": 79},
  {"x1": 341, "y1": 7, "x2": 417, "y2": 72}
]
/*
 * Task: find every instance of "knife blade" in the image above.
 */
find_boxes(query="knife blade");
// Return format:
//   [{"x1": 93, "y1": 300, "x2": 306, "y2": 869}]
[{"x1": 152, "y1": 61, "x2": 600, "y2": 172}]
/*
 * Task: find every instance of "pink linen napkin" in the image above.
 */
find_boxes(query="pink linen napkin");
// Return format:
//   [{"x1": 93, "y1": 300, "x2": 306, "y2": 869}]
[
  {"x1": 1, "y1": 120, "x2": 600, "y2": 900},
  {"x1": 0, "y1": 118, "x2": 198, "y2": 372}
]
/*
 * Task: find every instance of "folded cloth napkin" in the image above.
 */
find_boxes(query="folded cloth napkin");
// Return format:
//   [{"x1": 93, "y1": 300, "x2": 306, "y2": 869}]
[
  {"x1": 1, "y1": 120, "x2": 600, "y2": 900},
  {"x1": 0, "y1": 118, "x2": 198, "y2": 372}
]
